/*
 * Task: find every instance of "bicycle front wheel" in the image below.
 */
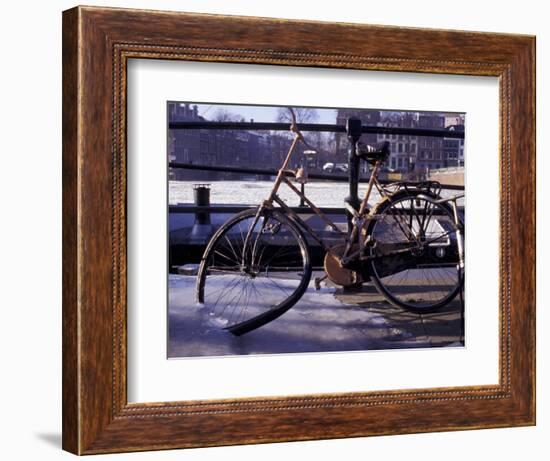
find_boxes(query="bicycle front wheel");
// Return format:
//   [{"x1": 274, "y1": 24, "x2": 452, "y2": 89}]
[
  {"x1": 196, "y1": 208, "x2": 312, "y2": 335},
  {"x1": 367, "y1": 191, "x2": 463, "y2": 313}
]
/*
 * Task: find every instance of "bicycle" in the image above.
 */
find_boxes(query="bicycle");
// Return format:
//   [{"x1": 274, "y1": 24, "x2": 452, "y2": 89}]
[{"x1": 196, "y1": 110, "x2": 465, "y2": 335}]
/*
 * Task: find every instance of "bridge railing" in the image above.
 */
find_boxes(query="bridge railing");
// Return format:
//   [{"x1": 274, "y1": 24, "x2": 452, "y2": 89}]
[
  {"x1": 168, "y1": 118, "x2": 465, "y2": 269},
  {"x1": 168, "y1": 119, "x2": 465, "y2": 191}
]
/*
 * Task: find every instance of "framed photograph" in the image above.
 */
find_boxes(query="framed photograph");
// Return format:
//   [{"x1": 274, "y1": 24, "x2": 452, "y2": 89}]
[{"x1": 62, "y1": 6, "x2": 535, "y2": 455}]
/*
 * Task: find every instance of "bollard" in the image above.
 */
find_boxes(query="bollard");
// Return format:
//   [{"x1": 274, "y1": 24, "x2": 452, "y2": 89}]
[
  {"x1": 345, "y1": 118, "x2": 362, "y2": 233},
  {"x1": 193, "y1": 183, "x2": 211, "y2": 225},
  {"x1": 189, "y1": 184, "x2": 213, "y2": 244}
]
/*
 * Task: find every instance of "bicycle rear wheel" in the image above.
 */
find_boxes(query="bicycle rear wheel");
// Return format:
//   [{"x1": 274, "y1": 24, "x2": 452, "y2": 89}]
[
  {"x1": 196, "y1": 208, "x2": 312, "y2": 335},
  {"x1": 367, "y1": 191, "x2": 463, "y2": 313}
]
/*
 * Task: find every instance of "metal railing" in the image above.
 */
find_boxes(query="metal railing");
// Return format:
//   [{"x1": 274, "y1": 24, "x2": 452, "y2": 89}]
[
  {"x1": 169, "y1": 117, "x2": 465, "y2": 229},
  {"x1": 168, "y1": 120, "x2": 464, "y2": 139},
  {"x1": 168, "y1": 119, "x2": 465, "y2": 191},
  {"x1": 168, "y1": 118, "x2": 465, "y2": 268}
]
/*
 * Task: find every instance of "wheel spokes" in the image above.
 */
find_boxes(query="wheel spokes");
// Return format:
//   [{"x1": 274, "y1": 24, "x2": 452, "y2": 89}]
[
  {"x1": 371, "y1": 195, "x2": 462, "y2": 310},
  {"x1": 201, "y1": 212, "x2": 309, "y2": 330}
]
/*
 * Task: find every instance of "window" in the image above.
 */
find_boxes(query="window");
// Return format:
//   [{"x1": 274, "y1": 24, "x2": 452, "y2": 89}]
[{"x1": 398, "y1": 143, "x2": 403, "y2": 153}]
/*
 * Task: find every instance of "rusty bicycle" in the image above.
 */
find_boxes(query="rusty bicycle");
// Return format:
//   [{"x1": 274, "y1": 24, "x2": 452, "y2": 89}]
[{"x1": 196, "y1": 110, "x2": 464, "y2": 335}]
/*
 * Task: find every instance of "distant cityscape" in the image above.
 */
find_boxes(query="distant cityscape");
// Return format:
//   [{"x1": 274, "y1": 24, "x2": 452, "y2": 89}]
[{"x1": 168, "y1": 102, "x2": 465, "y2": 181}]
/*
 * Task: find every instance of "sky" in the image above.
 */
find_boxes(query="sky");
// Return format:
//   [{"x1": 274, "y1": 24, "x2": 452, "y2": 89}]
[
  {"x1": 194, "y1": 103, "x2": 338, "y2": 124},
  {"x1": 182, "y1": 103, "x2": 464, "y2": 126}
]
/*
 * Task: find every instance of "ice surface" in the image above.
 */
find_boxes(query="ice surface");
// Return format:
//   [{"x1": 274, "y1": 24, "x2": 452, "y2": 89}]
[{"x1": 168, "y1": 274, "x2": 463, "y2": 358}]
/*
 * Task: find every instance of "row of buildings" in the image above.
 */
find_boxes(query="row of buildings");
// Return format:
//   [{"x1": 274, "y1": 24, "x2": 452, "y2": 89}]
[
  {"x1": 168, "y1": 103, "x2": 465, "y2": 181},
  {"x1": 335, "y1": 109, "x2": 464, "y2": 174},
  {"x1": 168, "y1": 103, "x2": 296, "y2": 181}
]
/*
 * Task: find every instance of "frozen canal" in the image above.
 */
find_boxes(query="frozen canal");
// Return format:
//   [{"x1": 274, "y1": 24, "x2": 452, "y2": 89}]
[
  {"x1": 168, "y1": 274, "x2": 464, "y2": 358},
  {"x1": 169, "y1": 180, "x2": 464, "y2": 208}
]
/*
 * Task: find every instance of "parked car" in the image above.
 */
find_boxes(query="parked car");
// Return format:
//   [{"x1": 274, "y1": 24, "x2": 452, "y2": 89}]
[{"x1": 323, "y1": 162, "x2": 348, "y2": 173}]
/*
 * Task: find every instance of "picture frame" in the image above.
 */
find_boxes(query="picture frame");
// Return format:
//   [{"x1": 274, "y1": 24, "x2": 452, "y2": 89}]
[{"x1": 62, "y1": 5, "x2": 535, "y2": 455}]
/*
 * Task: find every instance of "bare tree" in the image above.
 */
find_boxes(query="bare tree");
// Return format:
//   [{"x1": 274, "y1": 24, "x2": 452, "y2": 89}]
[
  {"x1": 213, "y1": 108, "x2": 242, "y2": 122},
  {"x1": 276, "y1": 107, "x2": 319, "y2": 124}
]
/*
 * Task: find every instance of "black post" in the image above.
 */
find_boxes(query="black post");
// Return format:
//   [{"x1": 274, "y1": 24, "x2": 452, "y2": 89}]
[
  {"x1": 193, "y1": 183, "x2": 211, "y2": 225},
  {"x1": 345, "y1": 118, "x2": 362, "y2": 232}
]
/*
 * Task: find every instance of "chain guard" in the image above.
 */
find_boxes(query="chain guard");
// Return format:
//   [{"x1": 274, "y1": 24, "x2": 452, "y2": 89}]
[{"x1": 324, "y1": 244, "x2": 366, "y2": 287}]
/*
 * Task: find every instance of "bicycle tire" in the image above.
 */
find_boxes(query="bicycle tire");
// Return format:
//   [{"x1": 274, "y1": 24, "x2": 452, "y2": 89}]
[
  {"x1": 196, "y1": 207, "x2": 312, "y2": 335},
  {"x1": 366, "y1": 190, "x2": 464, "y2": 313}
]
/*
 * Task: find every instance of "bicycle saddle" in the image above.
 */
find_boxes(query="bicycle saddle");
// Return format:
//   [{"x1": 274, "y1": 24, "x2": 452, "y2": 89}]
[{"x1": 355, "y1": 141, "x2": 390, "y2": 164}]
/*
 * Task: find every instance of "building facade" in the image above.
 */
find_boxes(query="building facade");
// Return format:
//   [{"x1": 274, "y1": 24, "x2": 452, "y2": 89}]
[{"x1": 168, "y1": 103, "x2": 295, "y2": 180}]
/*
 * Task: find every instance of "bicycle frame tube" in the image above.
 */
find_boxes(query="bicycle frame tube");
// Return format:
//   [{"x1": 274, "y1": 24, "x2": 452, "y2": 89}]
[
  {"x1": 281, "y1": 177, "x2": 342, "y2": 234},
  {"x1": 265, "y1": 133, "x2": 302, "y2": 206},
  {"x1": 341, "y1": 161, "x2": 383, "y2": 260},
  {"x1": 450, "y1": 198, "x2": 465, "y2": 269},
  {"x1": 271, "y1": 195, "x2": 333, "y2": 252},
  {"x1": 247, "y1": 131, "x2": 347, "y2": 256},
  {"x1": 240, "y1": 132, "x2": 302, "y2": 264},
  {"x1": 241, "y1": 131, "x2": 388, "y2": 264}
]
